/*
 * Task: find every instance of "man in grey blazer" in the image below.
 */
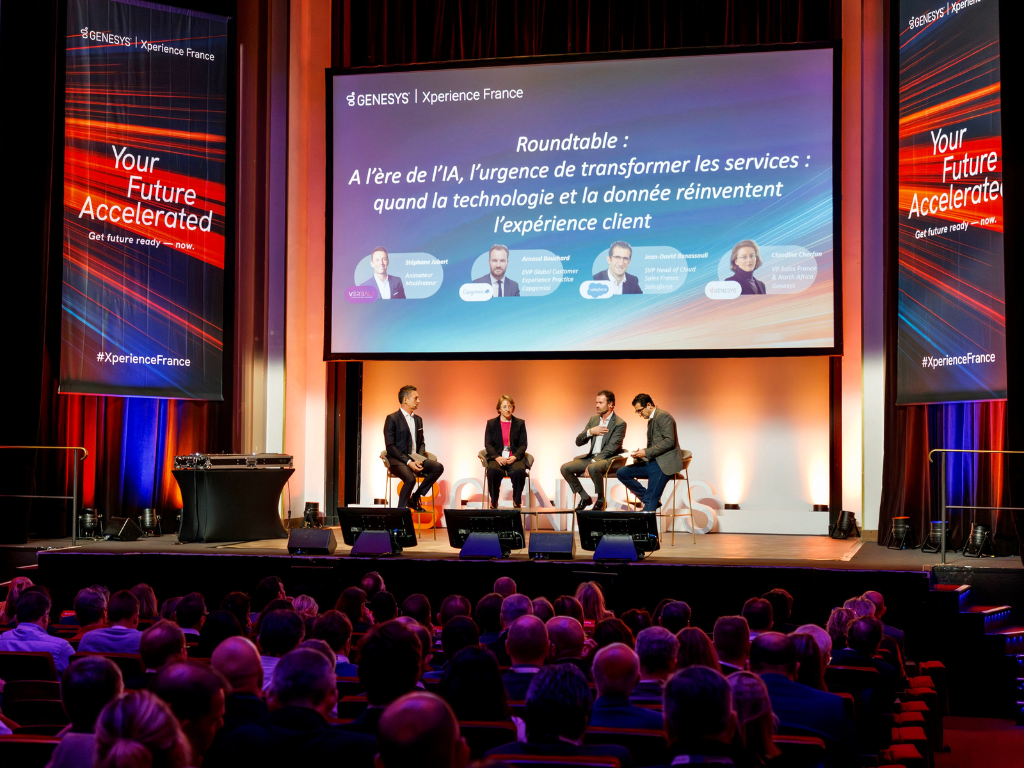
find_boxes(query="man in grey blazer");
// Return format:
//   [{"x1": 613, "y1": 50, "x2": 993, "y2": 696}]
[
  {"x1": 615, "y1": 393, "x2": 683, "y2": 512},
  {"x1": 560, "y1": 390, "x2": 627, "y2": 511}
]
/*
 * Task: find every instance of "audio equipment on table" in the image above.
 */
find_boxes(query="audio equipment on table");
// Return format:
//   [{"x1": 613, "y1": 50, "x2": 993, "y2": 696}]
[{"x1": 173, "y1": 453, "x2": 293, "y2": 470}]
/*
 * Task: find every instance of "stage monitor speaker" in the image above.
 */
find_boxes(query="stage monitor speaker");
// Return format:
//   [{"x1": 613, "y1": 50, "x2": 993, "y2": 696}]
[
  {"x1": 593, "y1": 533, "x2": 638, "y2": 562},
  {"x1": 528, "y1": 532, "x2": 576, "y2": 560},
  {"x1": 459, "y1": 531, "x2": 506, "y2": 560},
  {"x1": 103, "y1": 517, "x2": 143, "y2": 542},
  {"x1": 351, "y1": 530, "x2": 398, "y2": 557},
  {"x1": 287, "y1": 528, "x2": 337, "y2": 555}
]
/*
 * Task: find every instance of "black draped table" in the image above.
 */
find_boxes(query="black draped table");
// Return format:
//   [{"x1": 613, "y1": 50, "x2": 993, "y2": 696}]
[{"x1": 172, "y1": 468, "x2": 293, "y2": 542}]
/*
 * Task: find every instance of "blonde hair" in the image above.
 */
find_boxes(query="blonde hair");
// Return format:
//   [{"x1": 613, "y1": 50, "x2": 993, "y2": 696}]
[
  {"x1": 676, "y1": 627, "x2": 721, "y2": 672},
  {"x1": 728, "y1": 671, "x2": 781, "y2": 761},
  {"x1": 574, "y1": 581, "x2": 612, "y2": 623},
  {"x1": 495, "y1": 395, "x2": 515, "y2": 414},
  {"x1": 0, "y1": 576, "x2": 34, "y2": 623},
  {"x1": 729, "y1": 240, "x2": 763, "y2": 271},
  {"x1": 826, "y1": 607, "x2": 856, "y2": 649},
  {"x1": 96, "y1": 691, "x2": 192, "y2": 768},
  {"x1": 292, "y1": 595, "x2": 319, "y2": 618}
]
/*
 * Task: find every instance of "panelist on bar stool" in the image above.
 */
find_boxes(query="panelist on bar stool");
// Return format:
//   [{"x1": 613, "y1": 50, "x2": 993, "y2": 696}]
[
  {"x1": 560, "y1": 389, "x2": 628, "y2": 512},
  {"x1": 382, "y1": 384, "x2": 444, "y2": 512},
  {"x1": 483, "y1": 395, "x2": 529, "y2": 509},
  {"x1": 616, "y1": 393, "x2": 683, "y2": 512}
]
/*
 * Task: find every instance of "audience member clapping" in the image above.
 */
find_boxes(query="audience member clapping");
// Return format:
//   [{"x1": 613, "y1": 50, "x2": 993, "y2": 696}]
[
  {"x1": 575, "y1": 581, "x2": 613, "y2": 623},
  {"x1": 130, "y1": 583, "x2": 159, "y2": 621},
  {"x1": 503, "y1": 615, "x2": 552, "y2": 700},
  {"x1": 127, "y1": 620, "x2": 187, "y2": 690},
  {"x1": 150, "y1": 661, "x2": 228, "y2": 763},
  {"x1": 194, "y1": 610, "x2": 244, "y2": 658},
  {"x1": 713, "y1": 616, "x2": 750, "y2": 675},
  {"x1": 378, "y1": 692, "x2": 470, "y2": 768},
  {"x1": 663, "y1": 666, "x2": 737, "y2": 764},
  {"x1": 348, "y1": 620, "x2": 423, "y2": 735},
  {"x1": 257, "y1": 609, "x2": 305, "y2": 690},
  {"x1": 589, "y1": 643, "x2": 663, "y2": 730},
  {"x1": 312, "y1": 609, "x2": 358, "y2": 676},
  {"x1": 741, "y1": 598, "x2": 773, "y2": 639},
  {"x1": 79, "y1": 589, "x2": 142, "y2": 654},
  {"x1": 631, "y1": 626, "x2": 679, "y2": 704},
  {"x1": 47, "y1": 656, "x2": 123, "y2": 768},
  {"x1": 727, "y1": 670, "x2": 781, "y2": 765},
  {"x1": 676, "y1": 627, "x2": 721, "y2": 672},
  {"x1": 658, "y1": 600, "x2": 692, "y2": 633},
  {"x1": 95, "y1": 691, "x2": 192, "y2": 768},
  {"x1": 0, "y1": 588, "x2": 74, "y2": 673}
]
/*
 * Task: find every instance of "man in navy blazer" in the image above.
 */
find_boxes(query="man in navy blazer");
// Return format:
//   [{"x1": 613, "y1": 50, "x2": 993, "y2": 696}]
[
  {"x1": 473, "y1": 244, "x2": 519, "y2": 296},
  {"x1": 501, "y1": 615, "x2": 552, "y2": 701},
  {"x1": 361, "y1": 246, "x2": 406, "y2": 299},
  {"x1": 589, "y1": 643, "x2": 664, "y2": 730},
  {"x1": 750, "y1": 633, "x2": 856, "y2": 764},
  {"x1": 383, "y1": 385, "x2": 444, "y2": 511},
  {"x1": 593, "y1": 241, "x2": 643, "y2": 294}
]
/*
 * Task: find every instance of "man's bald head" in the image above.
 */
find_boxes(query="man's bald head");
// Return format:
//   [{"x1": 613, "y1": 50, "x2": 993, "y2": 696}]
[
  {"x1": 376, "y1": 692, "x2": 469, "y2": 768},
  {"x1": 493, "y1": 577, "x2": 517, "y2": 597},
  {"x1": 211, "y1": 636, "x2": 263, "y2": 695},
  {"x1": 506, "y1": 615, "x2": 551, "y2": 667},
  {"x1": 862, "y1": 591, "x2": 886, "y2": 618},
  {"x1": 749, "y1": 632, "x2": 797, "y2": 679},
  {"x1": 592, "y1": 643, "x2": 640, "y2": 697},
  {"x1": 546, "y1": 616, "x2": 585, "y2": 659}
]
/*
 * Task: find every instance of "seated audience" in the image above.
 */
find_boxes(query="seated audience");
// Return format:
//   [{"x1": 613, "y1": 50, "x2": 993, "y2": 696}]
[
  {"x1": 127, "y1": 620, "x2": 187, "y2": 690},
  {"x1": 437, "y1": 594, "x2": 472, "y2": 626},
  {"x1": 762, "y1": 588, "x2": 798, "y2": 634},
  {"x1": 546, "y1": 616, "x2": 588, "y2": 677},
  {"x1": 862, "y1": 590, "x2": 904, "y2": 652},
  {"x1": 620, "y1": 607, "x2": 653, "y2": 640},
  {"x1": 254, "y1": 598, "x2": 292, "y2": 636},
  {"x1": 210, "y1": 636, "x2": 268, "y2": 739},
  {"x1": 47, "y1": 656, "x2": 124, "y2": 768},
  {"x1": 741, "y1": 598, "x2": 773, "y2": 639},
  {"x1": 652, "y1": 598, "x2": 674, "y2": 627},
  {"x1": 503, "y1": 615, "x2": 552, "y2": 700},
  {"x1": 676, "y1": 626, "x2": 721, "y2": 672},
  {"x1": 531, "y1": 596, "x2": 555, "y2": 623},
  {"x1": 370, "y1": 590, "x2": 398, "y2": 624},
  {"x1": 194, "y1": 610, "x2": 244, "y2": 658},
  {"x1": 728, "y1": 671, "x2": 781, "y2": 765},
  {"x1": 553, "y1": 595, "x2": 585, "y2": 624},
  {"x1": 831, "y1": 616, "x2": 898, "y2": 691},
  {"x1": 826, "y1": 607, "x2": 855, "y2": 651},
  {"x1": 219, "y1": 591, "x2": 252, "y2": 635},
  {"x1": 631, "y1": 626, "x2": 679, "y2": 703},
  {"x1": 791, "y1": 632, "x2": 827, "y2": 690},
  {"x1": 713, "y1": 616, "x2": 750, "y2": 675},
  {"x1": 397, "y1": 616, "x2": 436, "y2": 674},
  {"x1": 486, "y1": 593, "x2": 533, "y2": 666},
  {"x1": 95, "y1": 691, "x2": 192, "y2": 768},
  {"x1": 749, "y1": 632, "x2": 855, "y2": 762},
  {"x1": 494, "y1": 576, "x2": 518, "y2": 597},
  {"x1": 312, "y1": 609, "x2": 358, "y2": 676},
  {"x1": 70, "y1": 587, "x2": 108, "y2": 641},
  {"x1": 175, "y1": 592, "x2": 208, "y2": 638},
  {"x1": 79, "y1": 589, "x2": 143, "y2": 654},
  {"x1": 485, "y1": 664, "x2": 631, "y2": 767},
  {"x1": 292, "y1": 594, "x2": 319, "y2": 619},
  {"x1": 337, "y1": 586, "x2": 373, "y2": 632},
  {"x1": 589, "y1": 643, "x2": 663, "y2": 729},
  {"x1": 250, "y1": 576, "x2": 286, "y2": 624},
  {"x1": 663, "y1": 666, "x2": 737, "y2": 764},
  {"x1": 592, "y1": 617, "x2": 635, "y2": 651},
  {"x1": 377, "y1": 692, "x2": 471, "y2": 768},
  {"x1": 346, "y1": 620, "x2": 423, "y2": 735},
  {"x1": 843, "y1": 597, "x2": 875, "y2": 620},
  {"x1": 475, "y1": 592, "x2": 504, "y2": 645},
  {"x1": 257, "y1": 609, "x2": 305, "y2": 690},
  {"x1": 0, "y1": 575, "x2": 33, "y2": 625},
  {"x1": 361, "y1": 570, "x2": 385, "y2": 598},
  {"x1": 659, "y1": 601, "x2": 692, "y2": 634},
  {"x1": 298, "y1": 638, "x2": 339, "y2": 666},
  {"x1": 424, "y1": 615, "x2": 478, "y2": 682},
  {"x1": 151, "y1": 661, "x2": 229, "y2": 764},
  {"x1": 130, "y1": 583, "x2": 159, "y2": 621},
  {"x1": 0, "y1": 589, "x2": 75, "y2": 673},
  {"x1": 439, "y1": 645, "x2": 519, "y2": 736},
  {"x1": 161, "y1": 596, "x2": 182, "y2": 622},
  {"x1": 401, "y1": 593, "x2": 434, "y2": 630},
  {"x1": 794, "y1": 623, "x2": 833, "y2": 666},
  {"x1": 575, "y1": 581, "x2": 614, "y2": 623}
]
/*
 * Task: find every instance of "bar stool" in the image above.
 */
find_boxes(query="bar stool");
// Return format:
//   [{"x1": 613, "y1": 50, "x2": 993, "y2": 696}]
[
  {"x1": 569, "y1": 454, "x2": 629, "y2": 511},
  {"x1": 478, "y1": 450, "x2": 534, "y2": 508},
  {"x1": 661, "y1": 450, "x2": 696, "y2": 546},
  {"x1": 379, "y1": 450, "x2": 439, "y2": 539}
]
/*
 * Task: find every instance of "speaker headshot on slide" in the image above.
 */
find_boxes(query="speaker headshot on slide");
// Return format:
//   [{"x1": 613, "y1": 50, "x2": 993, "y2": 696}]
[
  {"x1": 615, "y1": 394, "x2": 683, "y2": 512},
  {"x1": 473, "y1": 244, "x2": 519, "y2": 296},
  {"x1": 360, "y1": 246, "x2": 406, "y2": 299},
  {"x1": 383, "y1": 385, "x2": 444, "y2": 512},
  {"x1": 725, "y1": 240, "x2": 766, "y2": 295},
  {"x1": 484, "y1": 395, "x2": 528, "y2": 508},
  {"x1": 561, "y1": 390, "x2": 627, "y2": 512},
  {"x1": 593, "y1": 241, "x2": 642, "y2": 294}
]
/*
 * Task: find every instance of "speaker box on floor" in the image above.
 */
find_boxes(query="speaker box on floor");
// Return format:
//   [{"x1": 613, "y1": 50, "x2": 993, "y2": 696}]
[
  {"x1": 103, "y1": 517, "x2": 143, "y2": 542},
  {"x1": 287, "y1": 528, "x2": 337, "y2": 555},
  {"x1": 528, "y1": 532, "x2": 576, "y2": 560}
]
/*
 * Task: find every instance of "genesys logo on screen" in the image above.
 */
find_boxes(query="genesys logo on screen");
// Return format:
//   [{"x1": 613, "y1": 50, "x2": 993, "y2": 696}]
[
  {"x1": 346, "y1": 87, "x2": 524, "y2": 107},
  {"x1": 79, "y1": 28, "x2": 217, "y2": 60},
  {"x1": 908, "y1": 0, "x2": 988, "y2": 29}
]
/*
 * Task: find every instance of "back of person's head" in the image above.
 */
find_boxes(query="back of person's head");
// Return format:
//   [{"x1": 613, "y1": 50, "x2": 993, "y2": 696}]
[
  {"x1": 219, "y1": 591, "x2": 252, "y2": 631},
  {"x1": 439, "y1": 645, "x2": 509, "y2": 720},
  {"x1": 474, "y1": 593, "x2": 504, "y2": 633},
  {"x1": 439, "y1": 594, "x2": 472, "y2": 626},
  {"x1": 150, "y1": 662, "x2": 228, "y2": 758},
  {"x1": 524, "y1": 663, "x2": 591, "y2": 741},
  {"x1": 494, "y1": 576, "x2": 517, "y2": 597},
  {"x1": 75, "y1": 587, "x2": 108, "y2": 626},
  {"x1": 791, "y1": 633, "x2": 826, "y2": 690},
  {"x1": 847, "y1": 616, "x2": 884, "y2": 654},
  {"x1": 441, "y1": 615, "x2": 479, "y2": 659},
  {"x1": 196, "y1": 610, "x2": 243, "y2": 657},
  {"x1": 140, "y1": 620, "x2": 186, "y2": 670},
  {"x1": 749, "y1": 632, "x2": 797, "y2": 676},
  {"x1": 63, "y1": 656, "x2": 124, "y2": 732},
  {"x1": 507, "y1": 615, "x2": 550, "y2": 665},
  {"x1": 402, "y1": 593, "x2": 433, "y2": 627},
  {"x1": 620, "y1": 608, "x2": 653, "y2": 639},
  {"x1": 500, "y1": 593, "x2": 533, "y2": 628},
  {"x1": 728, "y1": 671, "x2": 781, "y2": 761},
  {"x1": 298, "y1": 638, "x2": 337, "y2": 666},
  {"x1": 358, "y1": 620, "x2": 422, "y2": 705},
  {"x1": 16, "y1": 589, "x2": 51, "y2": 623},
  {"x1": 292, "y1": 594, "x2": 319, "y2": 617},
  {"x1": 546, "y1": 616, "x2": 585, "y2": 659},
  {"x1": 531, "y1": 597, "x2": 554, "y2": 623},
  {"x1": 713, "y1": 616, "x2": 750, "y2": 667},
  {"x1": 862, "y1": 590, "x2": 886, "y2": 618},
  {"x1": 370, "y1": 590, "x2": 398, "y2": 623},
  {"x1": 659, "y1": 601, "x2": 692, "y2": 633},
  {"x1": 160, "y1": 596, "x2": 181, "y2": 622},
  {"x1": 794, "y1": 624, "x2": 832, "y2": 663},
  {"x1": 107, "y1": 591, "x2": 141, "y2": 625},
  {"x1": 574, "y1": 581, "x2": 609, "y2": 622},
  {"x1": 130, "y1": 584, "x2": 159, "y2": 620},
  {"x1": 378, "y1": 691, "x2": 469, "y2": 768},
  {"x1": 312, "y1": 609, "x2": 353, "y2": 653},
  {"x1": 397, "y1": 617, "x2": 434, "y2": 667},
  {"x1": 592, "y1": 617, "x2": 634, "y2": 649},
  {"x1": 676, "y1": 627, "x2": 721, "y2": 672},
  {"x1": 269, "y1": 648, "x2": 336, "y2": 710},
  {"x1": 253, "y1": 576, "x2": 285, "y2": 612},
  {"x1": 742, "y1": 598, "x2": 773, "y2": 631},
  {"x1": 635, "y1": 626, "x2": 679, "y2": 677},
  {"x1": 553, "y1": 595, "x2": 585, "y2": 624},
  {"x1": 96, "y1": 690, "x2": 192, "y2": 768},
  {"x1": 826, "y1": 607, "x2": 855, "y2": 649},
  {"x1": 336, "y1": 586, "x2": 368, "y2": 625},
  {"x1": 761, "y1": 589, "x2": 794, "y2": 624},
  {"x1": 664, "y1": 666, "x2": 734, "y2": 746},
  {"x1": 174, "y1": 592, "x2": 207, "y2": 630},
  {"x1": 592, "y1": 643, "x2": 641, "y2": 697},
  {"x1": 210, "y1": 636, "x2": 262, "y2": 693},
  {"x1": 361, "y1": 570, "x2": 385, "y2": 598},
  {"x1": 1, "y1": 576, "x2": 33, "y2": 619},
  {"x1": 258, "y1": 609, "x2": 305, "y2": 656},
  {"x1": 844, "y1": 597, "x2": 876, "y2": 620}
]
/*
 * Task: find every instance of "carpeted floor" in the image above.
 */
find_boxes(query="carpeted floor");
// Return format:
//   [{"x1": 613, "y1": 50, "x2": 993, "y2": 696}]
[{"x1": 935, "y1": 717, "x2": 1024, "y2": 768}]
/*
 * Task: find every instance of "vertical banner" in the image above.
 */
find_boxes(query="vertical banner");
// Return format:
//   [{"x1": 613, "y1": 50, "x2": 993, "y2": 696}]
[
  {"x1": 61, "y1": 0, "x2": 229, "y2": 399},
  {"x1": 897, "y1": 0, "x2": 1006, "y2": 404}
]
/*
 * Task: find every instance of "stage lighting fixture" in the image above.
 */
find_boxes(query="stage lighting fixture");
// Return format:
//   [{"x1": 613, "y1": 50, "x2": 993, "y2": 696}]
[
  {"x1": 829, "y1": 509, "x2": 859, "y2": 539},
  {"x1": 724, "y1": 503, "x2": 741, "y2": 510},
  {"x1": 137, "y1": 508, "x2": 161, "y2": 536},
  {"x1": 885, "y1": 516, "x2": 914, "y2": 550},
  {"x1": 303, "y1": 501, "x2": 323, "y2": 528},
  {"x1": 964, "y1": 522, "x2": 992, "y2": 558},
  {"x1": 78, "y1": 508, "x2": 102, "y2": 539},
  {"x1": 921, "y1": 520, "x2": 950, "y2": 554}
]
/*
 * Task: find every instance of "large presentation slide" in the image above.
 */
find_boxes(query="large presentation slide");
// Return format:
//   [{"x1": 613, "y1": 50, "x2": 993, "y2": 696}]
[
  {"x1": 328, "y1": 47, "x2": 837, "y2": 358},
  {"x1": 897, "y1": 0, "x2": 1006, "y2": 404},
  {"x1": 60, "y1": 0, "x2": 229, "y2": 399}
]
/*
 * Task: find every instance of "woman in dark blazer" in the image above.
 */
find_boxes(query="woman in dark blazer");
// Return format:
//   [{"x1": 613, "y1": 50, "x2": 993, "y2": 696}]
[
  {"x1": 725, "y1": 239, "x2": 767, "y2": 295},
  {"x1": 485, "y1": 395, "x2": 528, "y2": 508}
]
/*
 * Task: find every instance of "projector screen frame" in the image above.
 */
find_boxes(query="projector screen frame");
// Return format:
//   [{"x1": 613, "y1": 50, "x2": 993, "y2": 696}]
[{"x1": 324, "y1": 42, "x2": 842, "y2": 362}]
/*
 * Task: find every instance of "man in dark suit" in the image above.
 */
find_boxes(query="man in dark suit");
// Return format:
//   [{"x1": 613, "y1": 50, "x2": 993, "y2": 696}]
[
  {"x1": 561, "y1": 389, "x2": 627, "y2": 512},
  {"x1": 630, "y1": 627, "x2": 678, "y2": 704},
  {"x1": 361, "y1": 246, "x2": 406, "y2": 299},
  {"x1": 205, "y1": 637, "x2": 269, "y2": 763},
  {"x1": 712, "y1": 616, "x2": 749, "y2": 676},
  {"x1": 473, "y1": 244, "x2": 519, "y2": 296},
  {"x1": 501, "y1": 615, "x2": 552, "y2": 701},
  {"x1": 590, "y1": 643, "x2": 664, "y2": 730},
  {"x1": 377, "y1": 692, "x2": 471, "y2": 768},
  {"x1": 384, "y1": 385, "x2": 444, "y2": 511},
  {"x1": 342, "y1": 621, "x2": 423, "y2": 737},
  {"x1": 616, "y1": 394, "x2": 683, "y2": 512},
  {"x1": 486, "y1": 594, "x2": 533, "y2": 666},
  {"x1": 485, "y1": 664, "x2": 632, "y2": 767},
  {"x1": 750, "y1": 632, "x2": 856, "y2": 764},
  {"x1": 546, "y1": 616, "x2": 589, "y2": 680},
  {"x1": 862, "y1": 590, "x2": 906, "y2": 655},
  {"x1": 657, "y1": 666, "x2": 738, "y2": 766},
  {"x1": 593, "y1": 241, "x2": 643, "y2": 294},
  {"x1": 830, "y1": 616, "x2": 899, "y2": 693},
  {"x1": 125, "y1": 619, "x2": 188, "y2": 690}
]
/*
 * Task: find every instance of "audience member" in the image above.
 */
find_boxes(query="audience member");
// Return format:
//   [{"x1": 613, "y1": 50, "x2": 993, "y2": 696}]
[
  {"x1": 494, "y1": 576, "x2": 517, "y2": 597},
  {"x1": 337, "y1": 586, "x2": 373, "y2": 632},
  {"x1": 195, "y1": 610, "x2": 244, "y2": 658},
  {"x1": 794, "y1": 623, "x2": 832, "y2": 666},
  {"x1": 151, "y1": 661, "x2": 228, "y2": 764},
  {"x1": 347, "y1": 620, "x2": 423, "y2": 735},
  {"x1": 662, "y1": 666, "x2": 737, "y2": 764},
  {"x1": 0, "y1": 589, "x2": 74, "y2": 673},
  {"x1": 130, "y1": 583, "x2": 159, "y2": 620},
  {"x1": 424, "y1": 615, "x2": 478, "y2": 682},
  {"x1": 486, "y1": 593, "x2": 533, "y2": 666},
  {"x1": 257, "y1": 609, "x2": 305, "y2": 690},
  {"x1": 831, "y1": 616, "x2": 898, "y2": 691},
  {"x1": 659, "y1": 601, "x2": 692, "y2": 633},
  {"x1": 749, "y1": 633, "x2": 855, "y2": 761},
  {"x1": 0, "y1": 575, "x2": 33, "y2": 625},
  {"x1": 762, "y1": 588, "x2": 798, "y2": 634},
  {"x1": 438, "y1": 594, "x2": 472, "y2": 626},
  {"x1": 791, "y1": 632, "x2": 827, "y2": 691},
  {"x1": 219, "y1": 591, "x2": 253, "y2": 635},
  {"x1": 161, "y1": 596, "x2": 182, "y2": 622},
  {"x1": 676, "y1": 626, "x2": 721, "y2": 672},
  {"x1": 826, "y1": 607, "x2": 855, "y2": 651},
  {"x1": 253, "y1": 598, "x2": 292, "y2": 638},
  {"x1": 575, "y1": 581, "x2": 613, "y2": 623},
  {"x1": 292, "y1": 594, "x2": 319, "y2": 618},
  {"x1": 620, "y1": 607, "x2": 653, "y2": 640},
  {"x1": 361, "y1": 570, "x2": 385, "y2": 598},
  {"x1": 631, "y1": 626, "x2": 679, "y2": 703},
  {"x1": 47, "y1": 656, "x2": 124, "y2": 768},
  {"x1": 298, "y1": 638, "x2": 338, "y2": 667},
  {"x1": 209, "y1": 636, "x2": 268, "y2": 741},
  {"x1": 485, "y1": 664, "x2": 631, "y2": 767},
  {"x1": 70, "y1": 587, "x2": 108, "y2": 640},
  {"x1": 553, "y1": 595, "x2": 585, "y2": 624},
  {"x1": 475, "y1": 592, "x2": 504, "y2": 645},
  {"x1": 713, "y1": 616, "x2": 750, "y2": 675},
  {"x1": 503, "y1": 615, "x2": 552, "y2": 700},
  {"x1": 312, "y1": 610, "x2": 358, "y2": 676},
  {"x1": 95, "y1": 691, "x2": 192, "y2": 768},
  {"x1": 79, "y1": 590, "x2": 143, "y2": 654},
  {"x1": 370, "y1": 590, "x2": 399, "y2": 624},
  {"x1": 727, "y1": 671, "x2": 781, "y2": 765},
  {"x1": 252, "y1": 576, "x2": 286, "y2": 616},
  {"x1": 741, "y1": 598, "x2": 773, "y2": 639},
  {"x1": 589, "y1": 643, "x2": 663, "y2": 729},
  {"x1": 401, "y1": 593, "x2": 433, "y2": 629},
  {"x1": 651, "y1": 597, "x2": 674, "y2": 627},
  {"x1": 546, "y1": 616, "x2": 588, "y2": 677},
  {"x1": 531, "y1": 596, "x2": 554, "y2": 622},
  {"x1": 127, "y1": 620, "x2": 187, "y2": 690},
  {"x1": 592, "y1": 617, "x2": 635, "y2": 651},
  {"x1": 439, "y1": 645, "x2": 516, "y2": 727},
  {"x1": 175, "y1": 592, "x2": 208, "y2": 637},
  {"x1": 862, "y1": 590, "x2": 904, "y2": 652},
  {"x1": 843, "y1": 597, "x2": 875, "y2": 619},
  {"x1": 397, "y1": 615, "x2": 436, "y2": 673},
  {"x1": 378, "y1": 692, "x2": 470, "y2": 768}
]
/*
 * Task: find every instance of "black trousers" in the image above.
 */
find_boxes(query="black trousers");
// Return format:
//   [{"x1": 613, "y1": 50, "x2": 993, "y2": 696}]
[
  {"x1": 486, "y1": 459, "x2": 527, "y2": 505},
  {"x1": 390, "y1": 459, "x2": 444, "y2": 507}
]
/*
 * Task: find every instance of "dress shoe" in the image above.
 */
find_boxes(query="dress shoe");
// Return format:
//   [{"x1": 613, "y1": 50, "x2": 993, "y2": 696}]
[
  {"x1": 489, "y1": 501, "x2": 498, "y2": 510},
  {"x1": 408, "y1": 497, "x2": 425, "y2": 512},
  {"x1": 575, "y1": 496, "x2": 593, "y2": 512},
  {"x1": 513, "y1": 502, "x2": 522, "y2": 509},
  {"x1": 592, "y1": 499, "x2": 606, "y2": 511}
]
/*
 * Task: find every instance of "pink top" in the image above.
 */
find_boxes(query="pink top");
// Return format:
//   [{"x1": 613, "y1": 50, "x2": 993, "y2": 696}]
[{"x1": 501, "y1": 420, "x2": 511, "y2": 448}]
